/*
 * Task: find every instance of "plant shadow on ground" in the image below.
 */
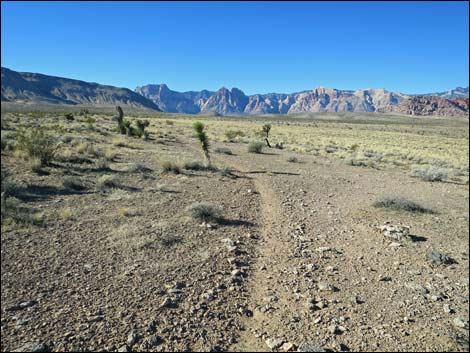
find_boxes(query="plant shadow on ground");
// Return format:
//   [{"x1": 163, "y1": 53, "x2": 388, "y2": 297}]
[
  {"x1": 12, "y1": 184, "x2": 91, "y2": 201},
  {"x1": 215, "y1": 217, "x2": 255, "y2": 227},
  {"x1": 408, "y1": 234, "x2": 427, "y2": 242},
  {"x1": 245, "y1": 170, "x2": 301, "y2": 176}
]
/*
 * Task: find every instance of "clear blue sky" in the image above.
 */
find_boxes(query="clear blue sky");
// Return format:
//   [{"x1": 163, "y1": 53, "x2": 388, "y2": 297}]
[{"x1": 2, "y1": 1, "x2": 469, "y2": 95}]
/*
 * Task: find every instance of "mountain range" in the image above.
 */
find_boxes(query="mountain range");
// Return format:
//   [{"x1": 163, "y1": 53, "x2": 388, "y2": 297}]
[{"x1": 2, "y1": 67, "x2": 468, "y2": 117}]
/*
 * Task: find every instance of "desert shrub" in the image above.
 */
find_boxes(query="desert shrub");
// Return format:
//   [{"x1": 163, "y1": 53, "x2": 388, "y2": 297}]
[
  {"x1": 62, "y1": 176, "x2": 85, "y2": 191},
  {"x1": 287, "y1": 156, "x2": 299, "y2": 163},
  {"x1": 85, "y1": 116, "x2": 96, "y2": 124},
  {"x1": 350, "y1": 144, "x2": 360, "y2": 151},
  {"x1": 411, "y1": 165, "x2": 449, "y2": 182},
  {"x1": 79, "y1": 108, "x2": 89, "y2": 117},
  {"x1": 96, "y1": 175, "x2": 119, "y2": 191},
  {"x1": 136, "y1": 119, "x2": 150, "y2": 138},
  {"x1": 161, "y1": 160, "x2": 181, "y2": 174},
  {"x1": 165, "y1": 120, "x2": 174, "y2": 125},
  {"x1": 64, "y1": 113, "x2": 74, "y2": 121},
  {"x1": 248, "y1": 141, "x2": 264, "y2": 153},
  {"x1": 1, "y1": 196, "x2": 43, "y2": 226},
  {"x1": 373, "y1": 196, "x2": 433, "y2": 214},
  {"x1": 15, "y1": 128, "x2": 58, "y2": 166},
  {"x1": 110, "y1": 224, "x2": 155, "y2": 251},
  {"x1": 27, "y1": 157, "x2": 44, "y2": 173},
  {"x1": 126, "y1": 163, "x2": 152, "y2": 173},
  {"x1": 214, "y1": 147, "x2": 233, "y2": 155},
  {"x1": 225, "y1": 129, "x2": 245, "y2": 141},
  {"x1": 186, "y1": 202, "x2": 223, "y2": 222}
]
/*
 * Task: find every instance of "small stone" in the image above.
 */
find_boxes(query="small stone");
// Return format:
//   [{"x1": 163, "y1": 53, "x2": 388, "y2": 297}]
[
  {"x1": 281, "y1": 342, "x2": 296, "y2": 351},
  {"x1": 159, "y1": 297, "x2": 173, "y2": 309},
  {"x1": 13, "y1": 341, "x2": 47, "y2": 352},
  {"x1": 389, "y1": 242, "x2": 402, "y2": 248},
  {"x1": 443, "y1": 304, "x2": 454, "y2": 314},
  {"x1": 127, "y1": 331, "x2": 138, "y2": 346},
  {"x1": 297, "y1": 342, "x2": 326, "y2": 352},
  {"x1": 118, "y1": 345, "x2": 130, "y2": 352},
  {"x1": 88, "y1": 315, "x2": 104, "y2": 322},
  {"x1": 453, "y1": 317, "x2": 468, "y2": 329},
  {"x1": 265, "y1": 337, "x2": 284, "y2": 350},
  {"x1": 318, "y1": 281, "x2": 336, "y2": 292},
  {"x1": 427, "y1": 251, "x2": 455, "y2": 265}
]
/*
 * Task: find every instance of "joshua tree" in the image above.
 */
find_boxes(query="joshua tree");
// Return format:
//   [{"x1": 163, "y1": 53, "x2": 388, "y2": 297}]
[
  {"x1": 261, "y1": 124, "x2": 272, "y2": 147},
  {"x1": 113, "y1": 106, "x2": 126, "y2": 134},
  {"x1": 194, "y1": 121, "x2": 211, "y2": 166}
]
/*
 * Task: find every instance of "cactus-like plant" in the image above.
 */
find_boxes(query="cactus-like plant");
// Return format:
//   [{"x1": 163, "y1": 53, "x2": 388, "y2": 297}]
[{"x1": 194, "y1": 121, "x2": 211, "y2": 165}]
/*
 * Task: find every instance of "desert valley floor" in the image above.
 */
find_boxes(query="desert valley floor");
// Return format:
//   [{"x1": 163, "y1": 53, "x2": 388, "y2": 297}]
[{"x1": 1, "y1": 111, "x2": 469, "y2": 352}]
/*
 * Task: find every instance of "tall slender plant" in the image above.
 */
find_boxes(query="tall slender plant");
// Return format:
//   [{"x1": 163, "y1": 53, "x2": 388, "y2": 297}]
[{"x1": 194, "y1": 121, "x2": 211, "y2": 166}]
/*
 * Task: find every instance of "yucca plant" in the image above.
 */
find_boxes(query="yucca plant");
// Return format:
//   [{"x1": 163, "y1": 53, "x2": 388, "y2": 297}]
[
  {"x1": 261, "y1": 124, "x2": 272, "y2": 147},
  {"x1": 194, "y1": 122, "x2": 211, "y2": 166}
]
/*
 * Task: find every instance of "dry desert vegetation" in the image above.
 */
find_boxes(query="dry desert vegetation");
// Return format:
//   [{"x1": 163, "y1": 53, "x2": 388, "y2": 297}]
[{"x1": 1, "y1": 108, "x2": 469, "y2": 352}]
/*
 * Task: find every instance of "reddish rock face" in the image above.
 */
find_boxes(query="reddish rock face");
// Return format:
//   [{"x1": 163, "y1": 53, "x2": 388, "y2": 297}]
[{"x1": 377, "y1": 96, "x2": 469, "y2": 117}]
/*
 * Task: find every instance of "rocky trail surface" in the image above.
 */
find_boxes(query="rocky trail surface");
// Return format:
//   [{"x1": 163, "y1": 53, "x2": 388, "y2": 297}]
[{"x1": 1, "y1": 135, "x2": 468, "y2": 352}]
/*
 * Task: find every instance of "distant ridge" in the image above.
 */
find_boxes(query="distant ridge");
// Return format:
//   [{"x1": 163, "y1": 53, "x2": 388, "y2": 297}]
[
  {"x1": 1, "y1": 67, "x2": 468, "y2": 117},
  {"x1": 1, "y1": 67, "x2": 160, "y2": 111},
  {"x1": 136, "y1": 84, "x2": 469, "y2": 117}
]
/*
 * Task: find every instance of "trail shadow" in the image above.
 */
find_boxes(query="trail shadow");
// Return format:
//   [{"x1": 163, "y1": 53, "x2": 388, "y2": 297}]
[{"x1": 217, "y1": 218, "x2": 255, "y2": 227}]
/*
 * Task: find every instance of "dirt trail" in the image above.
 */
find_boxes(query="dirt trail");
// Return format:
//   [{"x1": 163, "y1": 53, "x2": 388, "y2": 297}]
[{"x1": 210, "y1": 151, "x2": 301, "y2": 352}]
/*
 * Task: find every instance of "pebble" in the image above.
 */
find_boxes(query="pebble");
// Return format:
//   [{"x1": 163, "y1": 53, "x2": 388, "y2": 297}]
[
  {"x1": 265, "y1": 337, "x2": 284, "y2": 350},
  {"x1": 453, "y1": 317, "x2": 468, "y2": 329}
]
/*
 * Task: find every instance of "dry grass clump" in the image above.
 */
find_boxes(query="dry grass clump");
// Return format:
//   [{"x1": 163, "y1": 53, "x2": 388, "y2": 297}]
[
  {"x1": 410, "y1": 165, "x2": 450, "y2": 182},
  {"x1": 373, "y1": 196, "x2": 433, "y2": 214},
  {"x1": 110, "y1": 224, "x2": 156, "y2": 252},
  {"x1": 186, "y1": 202, "x2": 223, "y2": 222},
  {"x1": 62, "y1": 176, "x2": 86, "y2": 191},
  {"x1": 96, "y1": 175, "x2": 119, "y2": 191},
  {"x1": 161, "y1": 160, "x2": 181, "y2": 174}
]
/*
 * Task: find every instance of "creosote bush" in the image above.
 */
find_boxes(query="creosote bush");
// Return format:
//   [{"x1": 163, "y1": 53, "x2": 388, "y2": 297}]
[
  {"x1": 186, "y1": 202, "x2": 223, "y2": 222},
  {"x1": 16, "y1": 128, "x2": 58, "y2": 166},
  {"x1": 248, "y1": 141, "x2": 264, "y2": 154}
]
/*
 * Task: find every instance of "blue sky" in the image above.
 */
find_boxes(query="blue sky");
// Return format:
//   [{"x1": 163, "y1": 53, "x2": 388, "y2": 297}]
[{"x1": 2, "y1": 1, "x2": 469, "y2": 95}]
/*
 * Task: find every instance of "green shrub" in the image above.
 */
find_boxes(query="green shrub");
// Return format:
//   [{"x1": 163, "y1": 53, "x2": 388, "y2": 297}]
[
  {"x1": 16, "y1": 128, "x2": 58, "y2": 166},
  {"x1": 186, "y1": 202, "x2": 222, "y2": 222},
  {"x1": 64, "y1": 113, "x2": 74, "y2": 121},
  {"x1": 248, "y1": 141, "x2": 264, "y2": 154}
]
